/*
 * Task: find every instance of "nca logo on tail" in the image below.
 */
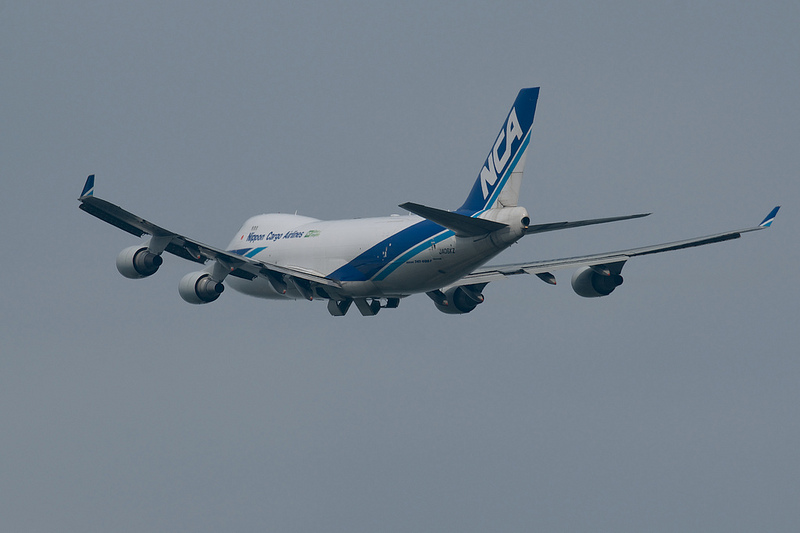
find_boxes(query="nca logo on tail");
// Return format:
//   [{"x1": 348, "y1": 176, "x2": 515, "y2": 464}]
[
  {"x1": 458, "y1": 89, "x2": 538, "y2": 213},
  {"x1": 479, "y1": 108, "x2": 524, "y2": 199}
]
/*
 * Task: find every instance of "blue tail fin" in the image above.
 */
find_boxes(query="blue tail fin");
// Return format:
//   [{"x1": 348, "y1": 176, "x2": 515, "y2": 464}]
[{"x1": 459, "y1": 88, "x2": 539, "y2": 213}]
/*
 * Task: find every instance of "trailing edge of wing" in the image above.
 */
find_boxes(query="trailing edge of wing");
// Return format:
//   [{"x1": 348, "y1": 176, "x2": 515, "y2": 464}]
[
  {"x1": 78, "y1": 176, "x2": 341, "y2": 289},
  {"x1": 457, "y1": 207, "x2": 780, "y2": 285},
  {"x1": 525, "y1": 213, "x2": 650, "y2": 235},
  {"x1": 399, "y1": 202, "x2": 507, "y2": 236}
]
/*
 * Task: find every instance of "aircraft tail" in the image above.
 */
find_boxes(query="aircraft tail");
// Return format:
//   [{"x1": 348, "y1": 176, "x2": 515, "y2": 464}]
[{"x1": 458, "y1": 88, "x2": 539, "y2": 213}]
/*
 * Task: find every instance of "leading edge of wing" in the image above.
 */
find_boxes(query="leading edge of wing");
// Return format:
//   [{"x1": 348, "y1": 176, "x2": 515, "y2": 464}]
[
  {"x1": 459, "y1": 207, "x2": 780, "y2": 284},
  {"x1": 78, "y1": 175, "x2": 341, "y2": 288}
]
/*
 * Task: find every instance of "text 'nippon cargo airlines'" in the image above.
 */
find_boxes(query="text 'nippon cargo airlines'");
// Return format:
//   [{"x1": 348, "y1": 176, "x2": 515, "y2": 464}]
[{"x1": 78, "y1": 88, "x2": 780, "y2": 316}]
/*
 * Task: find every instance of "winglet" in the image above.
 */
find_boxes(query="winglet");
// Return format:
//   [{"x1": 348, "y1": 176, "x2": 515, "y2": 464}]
[
  {"x1": 759, "y1": 206, "x2": 780, "y2": 227},
  {"x1": 80, "y1": 174, "x2": 95, "y2": 198}
]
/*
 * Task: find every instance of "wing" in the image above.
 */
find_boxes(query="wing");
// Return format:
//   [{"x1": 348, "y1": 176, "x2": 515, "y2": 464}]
[
  {"x1": 78, "y1": 175, "x2": 341, "y2": 297},
  {"x1": 455, "y1": 206, "x2": 781, "y2": 286}
]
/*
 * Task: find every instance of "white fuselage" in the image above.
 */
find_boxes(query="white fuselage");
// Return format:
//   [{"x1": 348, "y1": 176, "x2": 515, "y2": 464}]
[{"x1": 224, "y1": 209, "x2": 528, "y2": 301}]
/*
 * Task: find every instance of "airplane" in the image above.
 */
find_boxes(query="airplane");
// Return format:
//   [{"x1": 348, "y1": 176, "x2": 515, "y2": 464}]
[{"x1": 78, "y1": 87, "x2": 780, "y2": 316}]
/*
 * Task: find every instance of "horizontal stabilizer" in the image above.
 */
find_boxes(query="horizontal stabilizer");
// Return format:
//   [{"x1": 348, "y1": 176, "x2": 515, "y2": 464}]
[
  {"x1": 399, "y1": 202, "x2": 507, "y2": 237},
  {"x1": 525, "y1": 213, "x2": 650, "y2": 235}
]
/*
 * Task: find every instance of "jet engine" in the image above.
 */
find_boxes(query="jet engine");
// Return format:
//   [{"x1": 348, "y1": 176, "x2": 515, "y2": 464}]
[
  {"x1": 571, "y1": 266, "x2": 623, "y2": 298},
  {"x1": 178, "y1": 272, "x2": 225, "y2": 304},
  {"x1": 431, "y1": 285, "x2": 485, "y2": 314},
  {"x1": 116, "y1": 245, "x2": 163, "y2": 279}
]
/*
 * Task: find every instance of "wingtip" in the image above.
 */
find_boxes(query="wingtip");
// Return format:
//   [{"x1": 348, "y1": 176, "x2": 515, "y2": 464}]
[
  {"x1": 79, "y1": 174, "x2": 95, "y2": 199},
  {"x1": 759, "y1": 206, "x2": 780, "y2": 227}
]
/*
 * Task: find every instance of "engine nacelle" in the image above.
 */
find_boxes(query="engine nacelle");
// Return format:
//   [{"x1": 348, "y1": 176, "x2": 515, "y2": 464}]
[
  {"x1": 433, "y1": 286, "x2": 485, "y2": 314},
  {"x1": 116, "y1": 245, "x2": 163, "y2": 279},
  {"x1": 571, "y1": 266, "x2": 624, "y2": 298},
  {"x1": 178, "y1": 272, "x2": 225, "y2": 304}
]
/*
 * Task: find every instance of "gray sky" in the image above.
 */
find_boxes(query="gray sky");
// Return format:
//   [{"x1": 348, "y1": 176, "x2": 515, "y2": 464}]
[{"x1": 2, "y1": 1, "x2": 799, "y2": 531}]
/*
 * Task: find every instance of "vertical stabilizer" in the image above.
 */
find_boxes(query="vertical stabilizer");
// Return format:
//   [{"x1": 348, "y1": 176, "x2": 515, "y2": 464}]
[{"x1": 459, "y1": 88, "x2": 539, "y2": 213}]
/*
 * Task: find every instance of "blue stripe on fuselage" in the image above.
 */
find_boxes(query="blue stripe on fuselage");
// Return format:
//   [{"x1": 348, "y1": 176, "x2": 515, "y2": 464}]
[
  {"x1": 228, "y1": 247, "x2": 268, "y2": 257},
  {"x1": 245, "y1": 247, "x2": 267, "y2": 258},
  {"x1": 328, "y1": 219, "x2": 448, "y2": 282},
  {"x1": 372, "y1": 228, "x2": 454, "y2": 281}
]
